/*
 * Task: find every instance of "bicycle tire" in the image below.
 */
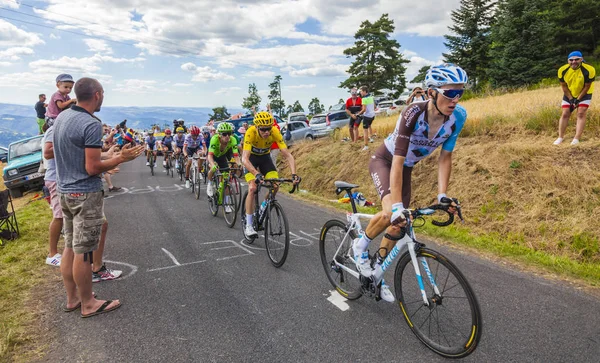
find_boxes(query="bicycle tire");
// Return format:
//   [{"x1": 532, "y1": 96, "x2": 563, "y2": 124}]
[
  {"x1": 229, "y1": 175, "x2": 242, "y2": 213},
  {"x1": 319, "y1": 219, "x2": 362, "y2": 300},
  {"x1": 195, "y1": 168, "x2": 201, "y2": 199},
  {"x1": 264, "y1": 201, "x2": 290, "y2": 268},
  {"x1": 178, "y1": 156, "x2": 184, "y2": 181},
  {"x1": 208, "y1": 179, "x2": 219, "y2": 216},
  {"x1": 394, "y1": 247, "x2": 482, "y2": 358},
  {"x1": 223, "y1": 182, "x2": 237, "y2": 228},
  {"x1": 240, "y1": 191, "x2": 256, "y2": 243},
  {"x1": 149, "y1": 154, "x2": 154, "y2": 176}
]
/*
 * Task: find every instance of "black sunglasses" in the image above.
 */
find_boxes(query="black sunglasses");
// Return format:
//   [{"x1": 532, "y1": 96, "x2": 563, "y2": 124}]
[
  {"x1": 258, "y1": 127, "x2": 272, "y2": 133},
  {"x1": 220, "y1": 132, "x2": 232, "y2": 136}
]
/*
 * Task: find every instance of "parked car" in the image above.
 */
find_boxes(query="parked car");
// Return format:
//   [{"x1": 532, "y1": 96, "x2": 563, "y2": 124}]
[
  {"x1": 329, "y1": 103, "x2": 345, "y2": 112},
  {"x1": 280, "y1": 121, "x2": 314, "y2": 146},
  {"x1": 0, "y1": 146, "x2": 8, "y2": 163},
  {"x1": 309, "y1": 109, "x2": 350, "y2": 138},
  {"x1": 375, "y1": 100, "x2": 402, "y2": 117},
  {"x1": 3, "y1": 135, "x2": 44, "y2": 198},
  {"x1": 288, "y1": 112, "x2": 309, "y2": 125},
  {"x1": 217, "y1": 114, "x2": 285, "y2": 140},
  {"x1": 397, "y1": 90, "x2": 412, "y2": 105}
]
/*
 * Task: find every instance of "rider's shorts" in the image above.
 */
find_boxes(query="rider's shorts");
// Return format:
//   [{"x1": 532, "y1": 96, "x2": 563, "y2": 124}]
[
  {"x1": 362, "y1": 116, "x2": 375, "y2": 129},
  {"x1": 163, "y1": 143, "x2": 173, "y2": 152},
  {"x1": 562, "y1": 94, "x2": 592, "y2": 109},
  {"x1": 214, "y1": 152, "x2": 232, "y2": 170},
  {"x1": 147, "y1": 143, "x2": 157, "y2": 151},
  {"x1": 369, "y1": 144, "x2": 413, "y2": 207},
  {"x1": 186, "y1": 147, "x2": 200, "y2": 156},
  {"x1": 244, "y1": 153, "x2": 278, "y2": 182}
]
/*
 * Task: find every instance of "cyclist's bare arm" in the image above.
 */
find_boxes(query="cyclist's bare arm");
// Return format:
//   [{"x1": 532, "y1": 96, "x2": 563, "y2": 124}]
[
  {"x1": 438, "y1": 150, "x2": 452, "y2": 196},
  {"x1": 560, "y1": 82, "x2": 574, "y2": 100},
  {"x1": 389, "y1": 155, "x2": 406, "y2": 212},
  {"x1": 578, "y1": 82, "x2": 593, "y2": 100},
  {"x1": 242, "y1": 149, "x2": 259, "y2": 176}
]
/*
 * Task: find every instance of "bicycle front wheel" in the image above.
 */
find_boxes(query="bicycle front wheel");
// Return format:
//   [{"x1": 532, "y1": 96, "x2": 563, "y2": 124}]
[
  {"x1": 229, "y1": 175, "x2": 242, "y2": 213},
  {"x1": 208, "y1": 180, "x2": 219, "y2": 216},
  {"x1": 149, "y1": 154, "x2": 154, "y2": 176},
  {"x1": 394, "y1": 247, "x2": 482, "y2": 358},
  {"x1": 319, "y1": 219, "x2": 362, "y2": 300},
  {"x1": 223, "y1": 183, "x2": 237, "y2": 228},
  {"x1": 264, "y1": 201, "x2": 289, "y2": 267},
  {"x1": 194, "y1": 169, "x2": 201, "y2": 199}
]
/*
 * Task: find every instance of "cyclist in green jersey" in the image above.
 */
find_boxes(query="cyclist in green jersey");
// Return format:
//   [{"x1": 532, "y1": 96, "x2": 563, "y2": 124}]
[{"x1": 206, "y1": 122, "x2": 241, "y2": 199}]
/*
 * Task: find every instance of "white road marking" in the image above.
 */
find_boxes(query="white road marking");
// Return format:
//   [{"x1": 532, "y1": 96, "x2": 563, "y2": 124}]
[
  {"x1": 299, "y1": 230, "x2": 321, "y2": 240},
  {"x1": 289, "y1": 231, "x2": 313, "y2": 247},
  {"x1": 147, "y1": 259, "x2": 207, "y2": 272},
  {"x1": 200, "y1": 240, "x2": 255, "y2": 261},
  {"x1": 327, "y1": 290, "x2": 350, "y2": 311},
  {"x1": 104, "y1": 260, "x2": 138, "y2": 280},
  {"x1": 161, "y1": 248, "x2": 181, "y2": 265}
]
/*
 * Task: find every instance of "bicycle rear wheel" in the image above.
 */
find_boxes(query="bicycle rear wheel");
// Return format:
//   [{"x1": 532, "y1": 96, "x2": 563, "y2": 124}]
[
  {"x1": 319, "y1": 219, "x2": 362, "y2": 300},
  {"x1": 208, "y1": 179, "x2": 219, "y2": 216},
  {"x1": 149, "y1": 154, "x2": 154, "y2": 176},
  {"x1": 229, "y1": 175, "x2": 242, "y2": 213},
  {"x1": 194, "y1": 168, "x2": 201, "y2": 199},
  {"x1": 394, "y1": 247, "x2": 482, "y2": 358},
  {"x1": 223, "y1": 183, "x2": 237, "y2": 228},
  {"x1": 264, "y1": 201, "x2": 289, "y2": 267}
]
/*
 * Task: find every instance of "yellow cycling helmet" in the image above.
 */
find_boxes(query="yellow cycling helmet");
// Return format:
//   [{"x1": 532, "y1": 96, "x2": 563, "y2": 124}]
[
  {"x1": 176, "y1": 126, "x2": 185, "y2": 133},
  {"x1": 253, "y1": 111, "x2": 274, "y2": 127}
]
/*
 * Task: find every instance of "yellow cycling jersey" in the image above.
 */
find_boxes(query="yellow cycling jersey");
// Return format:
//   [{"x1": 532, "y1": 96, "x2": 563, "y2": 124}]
[
  {"x1": 243, "y1": 125, "x2": 287, "y2": 155},
  {"x1": 558, "y1": 63, "x2": 595, "y2": 96}
]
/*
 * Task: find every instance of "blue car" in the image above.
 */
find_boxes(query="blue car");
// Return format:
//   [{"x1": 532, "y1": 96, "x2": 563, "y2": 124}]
[{"x1": 3, "y1": 135, "x2": 44, "y2": 198}]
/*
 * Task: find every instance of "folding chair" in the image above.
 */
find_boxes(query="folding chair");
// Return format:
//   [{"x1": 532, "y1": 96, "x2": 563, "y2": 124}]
[{"x1": 0, "y1": 189, "x2": 19, "y2": 245}]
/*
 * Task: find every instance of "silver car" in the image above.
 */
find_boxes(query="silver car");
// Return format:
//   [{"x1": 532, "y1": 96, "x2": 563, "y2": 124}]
[
  {"x1": 280, "y1": 120, "x2": 315, "y2": 146},
  {"x1": 309, "y1": 110, "x2": 350, "y2": 138}
]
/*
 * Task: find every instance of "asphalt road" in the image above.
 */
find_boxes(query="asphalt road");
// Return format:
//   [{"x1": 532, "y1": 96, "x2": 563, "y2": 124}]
[{"x1": 42, "y1": 159, "x2": 600, "y2": 362}]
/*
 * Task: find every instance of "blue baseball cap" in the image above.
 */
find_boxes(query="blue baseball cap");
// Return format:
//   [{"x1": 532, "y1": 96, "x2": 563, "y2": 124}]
[
  {"x1": 56, "y1": 73, "x2": 74, "y2": 83},
  {"x1": 568, "y1": 51, "x2": 583, "y2": 60}
]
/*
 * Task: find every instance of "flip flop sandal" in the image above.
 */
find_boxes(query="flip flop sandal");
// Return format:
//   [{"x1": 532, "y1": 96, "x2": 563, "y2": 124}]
[
  {"x1": 81, "y1": 300, "x2": 122, "y2": 318},
  {"x1": 62, "y1": 292, "x2": 98, "y2": 312}
]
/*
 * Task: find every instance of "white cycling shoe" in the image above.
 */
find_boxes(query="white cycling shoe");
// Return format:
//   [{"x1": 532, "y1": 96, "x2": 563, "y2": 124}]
[
  {"x1": 224, "y1": 205, "x2": 233, "y2": 213},
  {"x1": 244, "y1": 224, "x2": 258, "y2": 238},
  {"x1": 352, "y1": 239, "x2": 373, "y2": 277},
  {"x1": 185, "y1": 179, "x2": 191, "y2": 189},
  {"x1": 206, "y1": 183, "x2": 214, "y2": 197},
  {"x1": 379, "y1": 281, "x2": 395, "y2": 303}
]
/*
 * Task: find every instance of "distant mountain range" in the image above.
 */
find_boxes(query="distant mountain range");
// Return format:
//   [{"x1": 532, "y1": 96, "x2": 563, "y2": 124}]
[{"x1": 0, "y1": 103, "x2": 244, "y2": 146}]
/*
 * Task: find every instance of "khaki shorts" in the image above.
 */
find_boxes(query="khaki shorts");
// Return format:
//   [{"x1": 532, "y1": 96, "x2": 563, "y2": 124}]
[
  {"x1": 60, "y1": 191, "x2": 104, "y2": 254},
  {"x1": 45, "y1": 181, "x2": 63, "y2": 219}
]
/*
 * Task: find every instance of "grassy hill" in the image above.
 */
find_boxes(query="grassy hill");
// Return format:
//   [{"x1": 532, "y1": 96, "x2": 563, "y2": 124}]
[{"x1": 282, "y1": 86, "x2": 600, "y2": 284}]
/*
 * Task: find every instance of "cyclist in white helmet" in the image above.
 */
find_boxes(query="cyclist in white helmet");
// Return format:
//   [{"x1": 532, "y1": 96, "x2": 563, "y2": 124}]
[{"x1": 351, "y1": 63, "x2": 468, "y2": 302}]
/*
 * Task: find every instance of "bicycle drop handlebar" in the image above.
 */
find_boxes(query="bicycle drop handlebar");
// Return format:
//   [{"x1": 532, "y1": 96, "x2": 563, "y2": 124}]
[
  {"x1": 409, "y1": 197, "x2": 464, "y2": 227},
  {"x1": 257, "y1": 178, "x2": 300, "y2": 194}
]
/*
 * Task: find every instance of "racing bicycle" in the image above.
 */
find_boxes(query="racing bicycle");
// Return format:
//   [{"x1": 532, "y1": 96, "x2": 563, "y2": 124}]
[
  {"x1": 240, "y1": 178, "x2": 299, "y2": 267},
  {"x1": 207, "y1": 167, "x2": 242, "y2": 228},
  {"x1": 319, "y1": 181, "x2": 482, "y2": 358},
  {"x1": 164, "y1": 151, "x2": 174, "y2": 178}
]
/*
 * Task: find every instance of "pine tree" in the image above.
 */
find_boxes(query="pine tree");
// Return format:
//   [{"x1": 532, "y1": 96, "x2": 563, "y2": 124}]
[
  {"x1": 548, "y1": 0, "x2": 600, "y2": 58},
  {"x1": 410, "y1": 66, "x2": 431, "y2": 84},
  {"x1": 208, "y1": 106, "x2": 230, "y2": 121},
  {"x1": 268, "y1": 75, "x2": 285, "y2": 116},
  {"x1": 443, "y1": 0, "x2": 496, "y2": 89},
  {"x1": 339, "y1": 14, "x2": 409, "y2": 97},
  {"x1": 241, "y1": 83, "x2": 262, "y2": 111},
  {"x1": 489, "y1": 0, "x2": 558, "y2": 87},
  {"x1": 291, "y1": 100, "x2": 304, "y2": 113},
  {"x1": 307, "y1": 98, "x2": 324, "y2": 115}
]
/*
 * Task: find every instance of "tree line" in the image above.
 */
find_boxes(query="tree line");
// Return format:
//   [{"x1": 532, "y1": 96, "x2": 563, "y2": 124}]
[{"x1": 209, "y1": 1, "x2": 599, "y2": 121}]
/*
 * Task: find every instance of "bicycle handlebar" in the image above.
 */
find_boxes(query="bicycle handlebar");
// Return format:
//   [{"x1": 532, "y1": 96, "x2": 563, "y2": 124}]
[
  {"x1": 410, "y1": 197, "x2": 463, "y2": 227},
  {"x1": 258, "y1": 178, "x2": 300, "y2": 194}
]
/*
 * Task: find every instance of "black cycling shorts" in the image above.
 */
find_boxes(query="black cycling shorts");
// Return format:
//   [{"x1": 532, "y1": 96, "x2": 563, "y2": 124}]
[
  {"x1": 362, "y1": 116, "x2": 375, "y2": 129},
  {"x1": 249, "y1": 153, "x2": 276, "y2": 176}
]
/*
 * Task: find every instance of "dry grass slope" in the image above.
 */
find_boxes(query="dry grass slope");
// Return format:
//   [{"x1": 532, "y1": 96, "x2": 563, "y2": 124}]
[{"x1": 283, "y1": 86, "x2": 600, "y2": 278}]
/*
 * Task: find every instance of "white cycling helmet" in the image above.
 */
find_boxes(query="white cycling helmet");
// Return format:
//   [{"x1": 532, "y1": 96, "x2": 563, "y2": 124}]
[{"x1": 425, "y1": 63, "x2": 468, "y2": 88}]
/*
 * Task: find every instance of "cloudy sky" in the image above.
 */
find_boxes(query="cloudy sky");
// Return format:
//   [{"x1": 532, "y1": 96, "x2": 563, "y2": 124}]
[{"x1": 0, "y1": 0, "x2": 460, "y2": 110}]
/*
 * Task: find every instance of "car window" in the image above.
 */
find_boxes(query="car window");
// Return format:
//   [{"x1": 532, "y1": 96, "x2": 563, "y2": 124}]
[
  {"x1": 9, "y1": 137, "x2": 42, "y2": 159},
  {"x1": 310, "y1": 116, "x2": 326, "y2": 124},
  {"x1": 290, "y1": 115, "x2": 306, "y2": 122},
  {"x1": 378, "y1": 102, "x2": 393, "y2": 108},
  {"x1": 295, "y1": 122, "x2": 305, "y2": 129}
]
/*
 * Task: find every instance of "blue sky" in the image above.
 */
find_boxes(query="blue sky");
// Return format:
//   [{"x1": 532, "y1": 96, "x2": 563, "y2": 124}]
[{"x1": 0, "y1": 0, "x2": 459, "y2": 111}]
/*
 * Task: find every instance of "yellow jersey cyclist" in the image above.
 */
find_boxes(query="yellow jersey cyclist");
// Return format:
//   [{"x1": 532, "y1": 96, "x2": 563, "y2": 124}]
[
  {"x1": 206, "y1": 122, "x2": 242, "y2": 212},
  {"x1": 242, "y1": 112, "x2": 301, "y2": 238},
  {"x1": 352, "y1": 64, "x2": 468, "y2": 302}
]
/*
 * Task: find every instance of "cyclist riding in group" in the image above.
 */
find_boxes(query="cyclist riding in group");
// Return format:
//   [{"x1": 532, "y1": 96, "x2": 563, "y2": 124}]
[
  {"x1": 206, "y1": 122, "x2": 242, "y2": 211},
  {"x1": 161, "y1": 128, "x2": 174, "y2": 171},
  {"x1": 145, "y1": 130, "x2": 158, "y2": 166},
  {"x1": 352, "y1": 63, "x2": 468, "y2": 302},
  {"x1": 174, "y1": 118, "x2": 188, "y2": 133},
  {"x1": 241, "y1": 111, "x2": 300, "y2": 238},
  {"x1": 183, "y1": 125, "x2": 207, "y2": 188}
]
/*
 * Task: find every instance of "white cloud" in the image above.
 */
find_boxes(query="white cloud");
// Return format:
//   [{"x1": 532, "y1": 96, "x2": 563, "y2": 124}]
[
  {"x1": 113, "y1": 79, "x2": 159, "y2": 93},
  {"x1": 49, "y1": 33, "x2": 61, "y2": 40},
  {"x1": 285, "y1": 84, "x2": 316, "y2": 89},
  {"x1": 173, "y1": 83, "x2": 193, "y2": 87},
  {"x1": 0, "y1": 19, "x2": 45, "y2": 47},
  {"x1": 0, "y1": 62, "x2": 11, "y2": 67},
  {"x1": 0, "y1": 0, "x2": 19, "y2": 9},
  {"x1": 84, "y1": 39, "x2": 113, "y2": 54},
  {"x1": 181, "y1": 62, "x2": 235, "y2": 82},
  {"x1": 29, "y1": 54, "x2": 145, "y2": 74},
  {"x1": 289, "y1": 64, "x2": 347, "y2": 77},
  {"x1": 215, "y1": 86, "x2": 241, "y2": 95},
  {"x1": 0, "y1": 47, "x2": 34, "y2": 61},
  {"x1": 243, "y1": 70, "x2": 275, "y2": 78}
]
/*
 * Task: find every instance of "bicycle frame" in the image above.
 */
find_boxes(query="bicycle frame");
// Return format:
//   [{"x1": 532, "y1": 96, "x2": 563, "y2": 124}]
[{"x1": 331, "y1": 212, "x2": 441, "y2": 306}]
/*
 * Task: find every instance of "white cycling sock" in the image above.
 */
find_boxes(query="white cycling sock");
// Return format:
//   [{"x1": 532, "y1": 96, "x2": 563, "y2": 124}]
[
  {"x1": 354, "y1": 234, "x2": 371, "y2": 254},
  {"x1": 246, "y1": 214, "x2": 253, "y2": 225}
]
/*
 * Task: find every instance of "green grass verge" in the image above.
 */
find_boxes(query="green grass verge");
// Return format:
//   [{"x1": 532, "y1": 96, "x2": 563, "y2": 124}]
[
  {"x1": 0, "y1": 200, "x2": 53, "y2": 361},
  {"x1": 292, "y1": 189, "x2": 600, "y2": 286}
]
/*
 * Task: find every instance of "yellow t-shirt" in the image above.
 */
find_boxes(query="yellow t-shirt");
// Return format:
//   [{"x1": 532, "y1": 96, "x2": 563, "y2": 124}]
[
  {"x1": 558, "y1": 63, "x2": 595, "y2": 96},
  {"x1": 243, "y1": 125, "x2": 287, "y2": 155}
]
